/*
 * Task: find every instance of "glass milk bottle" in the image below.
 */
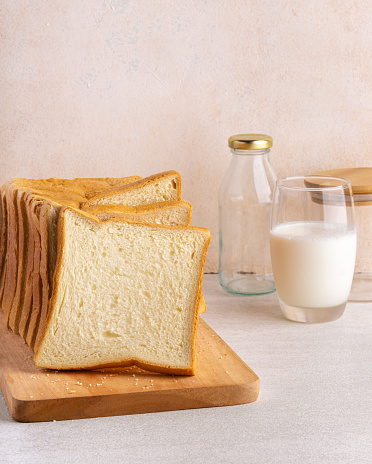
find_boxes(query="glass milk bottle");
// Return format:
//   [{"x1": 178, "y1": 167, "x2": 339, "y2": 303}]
[{"x1": 219, "y1": 134, "x2": 277, "y2": 295}]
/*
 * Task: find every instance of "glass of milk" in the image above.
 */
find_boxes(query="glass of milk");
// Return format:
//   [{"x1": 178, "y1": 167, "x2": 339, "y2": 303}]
[{"x1": 270, "y1": 176, "x2": 356, "y2": 323}]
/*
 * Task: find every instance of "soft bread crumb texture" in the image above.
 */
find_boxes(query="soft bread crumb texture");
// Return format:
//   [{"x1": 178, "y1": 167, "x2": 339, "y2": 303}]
[{"x1": 35, "y1": 209, "x2": 210, "y2": 372}]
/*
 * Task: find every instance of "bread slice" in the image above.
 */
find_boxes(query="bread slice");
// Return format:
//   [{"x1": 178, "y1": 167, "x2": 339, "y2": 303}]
[
  {"x1": 34, "y1": 208, "x2": 210, "y2": 374},
  {"x1": 33, "y1": 198, "x2": 203, "y2": 349},
  {"x1": 84, "y1": 171, "x2": 181, "y2": 207},
  {"x1": 84, "y1": 200, "x2": 192, "y2": 226},
  {"x1": 26, "y1": 199, "x2": 43, "y2": 347},
  {"x1": 18, "y1": 191, "x2": 37, "y2": 340}
]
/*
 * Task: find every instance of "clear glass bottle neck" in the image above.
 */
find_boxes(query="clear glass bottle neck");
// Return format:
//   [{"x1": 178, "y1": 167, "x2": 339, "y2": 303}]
[{"x1": 230, "y1": 148, "x2": 270, "y2": 156}]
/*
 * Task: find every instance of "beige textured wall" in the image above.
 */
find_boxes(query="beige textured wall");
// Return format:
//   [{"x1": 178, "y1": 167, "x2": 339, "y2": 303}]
[{"x1": 1, "y1": 1, "x2": 371, "y2": 272}]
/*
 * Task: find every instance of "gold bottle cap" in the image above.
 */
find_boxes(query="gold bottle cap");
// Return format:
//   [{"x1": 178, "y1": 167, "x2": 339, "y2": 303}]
[{"x1": 228, "y1": 134, "x2": 273, "y2": 150}]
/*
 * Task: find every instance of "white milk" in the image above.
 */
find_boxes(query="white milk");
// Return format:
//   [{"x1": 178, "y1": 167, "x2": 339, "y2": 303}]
[{"x1": 270, "y1": 222, "x2": 356, "y2": 309}]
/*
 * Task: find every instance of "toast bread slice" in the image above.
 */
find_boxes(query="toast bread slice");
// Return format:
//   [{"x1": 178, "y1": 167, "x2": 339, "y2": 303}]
[
  {"x1": 84, "y1": 171, "x2": 181, "y2": 207},
  {"x1": 34, "y1": 208, "x2": 210, "y2": 374},
  {"x1": 84, "y1": 200, "x2": 192, "y2": 226}
]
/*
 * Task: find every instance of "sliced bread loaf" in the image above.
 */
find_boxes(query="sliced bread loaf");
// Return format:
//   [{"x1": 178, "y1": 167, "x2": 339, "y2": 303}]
[
  {"x1": 1, "y1": 173, "x2": 208, "y2": 360},
  {"x1": 34, "y1": 208, "x2": 210, "y2": 374}
]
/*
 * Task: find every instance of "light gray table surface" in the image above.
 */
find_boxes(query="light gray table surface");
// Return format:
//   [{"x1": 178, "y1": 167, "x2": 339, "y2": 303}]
[{"x1": 0, "y1": 274, "x2": 371, "y2": 464}]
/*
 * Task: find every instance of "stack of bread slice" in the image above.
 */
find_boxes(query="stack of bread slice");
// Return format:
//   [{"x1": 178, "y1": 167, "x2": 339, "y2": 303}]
[{"x1": 0, "y1": 171, "x2": 210, "y2": 375}]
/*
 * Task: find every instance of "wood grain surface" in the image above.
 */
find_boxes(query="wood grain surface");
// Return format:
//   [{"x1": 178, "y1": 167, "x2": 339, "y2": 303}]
[
  {"x1": 0, "y1": 318, "x2": 259, "y2": 422},
  {"x1": 313, "y1": 168, "x2": 372, "y2": 195}
]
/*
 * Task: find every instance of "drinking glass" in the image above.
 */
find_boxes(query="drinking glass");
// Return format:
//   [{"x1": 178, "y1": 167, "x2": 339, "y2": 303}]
[{"x1": 270, "y1": 176, "x2": 356, "y2": 323}]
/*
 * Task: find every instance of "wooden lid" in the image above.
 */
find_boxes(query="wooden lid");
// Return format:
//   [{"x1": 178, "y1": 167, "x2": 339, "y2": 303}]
[{"x1": 312, "y1": 168, "x2": 372, "y2": 195}]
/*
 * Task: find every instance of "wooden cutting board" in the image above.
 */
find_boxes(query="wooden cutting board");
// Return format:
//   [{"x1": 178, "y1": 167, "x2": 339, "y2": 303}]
[{"x1": 0, "y1": 318, "x2": 259, "y2": 422}]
